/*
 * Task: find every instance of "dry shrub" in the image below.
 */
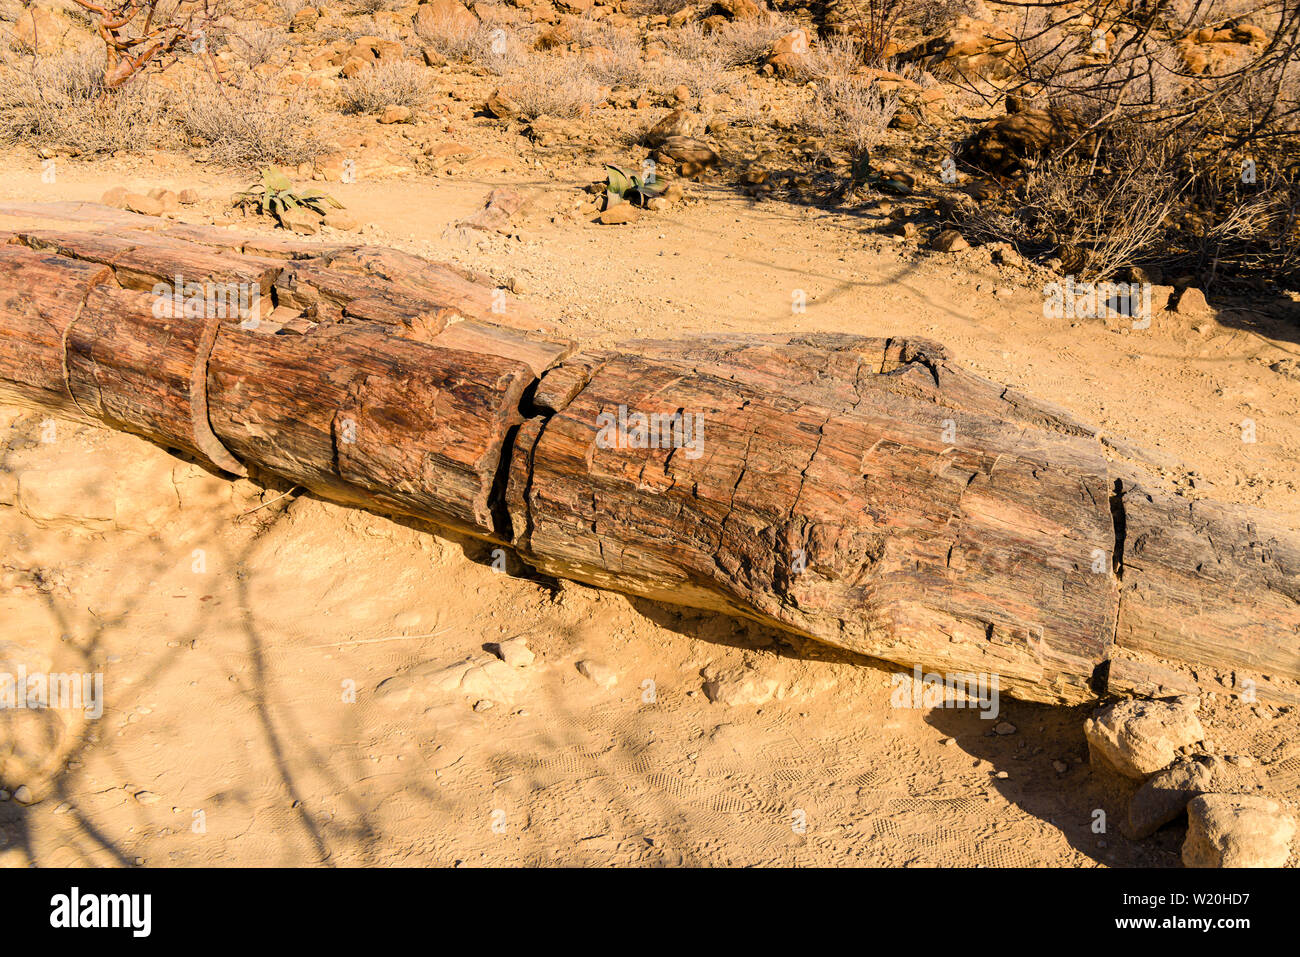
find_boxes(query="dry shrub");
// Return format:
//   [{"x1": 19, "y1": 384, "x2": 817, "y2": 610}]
[
  {"x1": 711, "y1": 16, "x2": 800, "y2": 67},
  {"x1": 770, "y1": 34, "x2": 865, "y2": 83},
  {"x1": 339, "y1": 59, "x2": 432, "y2": 112},
  {"x1": 415, "y1": 9, "x2": 533, "y2": 70},
  {"x1": 824, "y1": 0, "x2": 905, "y2": 64},
  {"x1": 653, "y1": 25, "x2": 734, "y2": 97},
  {"x1": 501, "y1": 54, "x2": 602, "y2": 119},
  {"x1": 176, "y1": 72, "x2": 326, "y2": 167},
  {"x1": 952, "y1": 0, "x2": 1300, "y2": 285},
  {"x1": 896, "y1": 0, "x2": 975, "y2": 39},
  {"x1": 349, "y1": 0, "x2": 405, "y2": 13},
  {"x1": 624, "y1": 0, "x2": 689, "y2": 14},
  {"x1": 342, "y1": 16, "x2": 406, "y2": 41},
  {"x1": 274, "y1": 0, "x2": 310, "y2": 20},
  {"x1": 0, "y1": 45, "x2": 168, "y2": 153},
  {"x1": 225, "y1": 23, "x2": 285, "y2": 69},
  {"x1": 561, "y1": 18, "x2": 648, "y2": 86},
  {"x1": 804, "y1": 77, "x2": 899, "y2": 152},
  {"x1": 961, "y1": 127, "x2": 1188, "y2": 279}
]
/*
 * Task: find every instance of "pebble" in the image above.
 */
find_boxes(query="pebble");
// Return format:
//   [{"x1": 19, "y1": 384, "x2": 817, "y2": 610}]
[{"x1": 994, "y1": 721, "x2": 1017, "y2": 735}]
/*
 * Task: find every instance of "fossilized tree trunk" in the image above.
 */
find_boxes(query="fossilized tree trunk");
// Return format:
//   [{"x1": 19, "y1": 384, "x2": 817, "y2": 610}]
[{"x1": 0, "y1": 202, "x2": 1296, "y2": 706}]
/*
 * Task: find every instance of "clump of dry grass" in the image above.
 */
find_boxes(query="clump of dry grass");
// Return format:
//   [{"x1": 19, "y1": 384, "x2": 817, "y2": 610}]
[
  {"x1": 561, "y1": 18, "x2": 648, "y2": 87},
  {"x1": 0, "y1": 46, "x2": 169, "y2": 153},
  {"x1": 339, "y1": 59, "x2": 432, "y2": 113},
  {"x1": 175, "y1": 73, "x2": 326, "y2": 167}
]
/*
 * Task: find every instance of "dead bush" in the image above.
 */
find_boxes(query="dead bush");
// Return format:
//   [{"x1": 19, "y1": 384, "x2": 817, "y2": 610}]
[
  {"x1": 0, "y1": 45, "x2": 168, "y2": 153},
  {"x1": 954, "y1": 0, "x2": 1300, "y2": 286},
  {"x1": 339, "y1": 59, "x2": 433, "y2": 113},
  {"x1": 960, "y1": 127, "x2": 1188, "y2": 279},
  {"x1": 175, "y1": 72, "x2": 326, "y2": 167},
  {"x1": 501, "y1": 55, "x2": 602, "y2": 120},
  {"x1": 712, "y1": 16, "x2": 800, "y2": 67},
  {"x1": 225, "y1": 23, "x2": 285, "y2": 69},
  {"x1": 415, "y1": 9, "x2": 533, "y2": 70},
  {"x1": 804, "y1": 76, "x2": 899, "y2": 153},
  {"x1": 775, "y1": 34, "x2": 865, "y2": 82}
]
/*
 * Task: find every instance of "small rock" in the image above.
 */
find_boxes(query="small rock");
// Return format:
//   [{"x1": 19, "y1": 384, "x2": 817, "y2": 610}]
[
  {"x1": 994, "y1": 721, "x2": 1017, "y2": 735},
  {"x1": 280, "y1": 208, "x2": 322, "y2": 235},
  {"x1": 1183, "y1": 794, "x2": 1295, "y2": 868},
  {"x1": 1052, "y1": 760, "x2": 1068, "y2": 773},
  {"x1": 929, "y1": 229, "x2": 969, "y2": 252},
  {"x1": 177, "y1": 188, "x2": 200, "y2": 204},
  {"x1": 134, "y1": 790, "x2": 160, "y2": 805},
  {"x1": 1084, "y1": 697, "x2": 1204, "y2": 779},
  {"x1": 12, "y1": 785, "x2": 35, "y2": 805},
  {"x1": 494, "y1": 637, "x2": 535, "y2": 668},
  {"x1": 323, "y1": 210, "x2": 360, "y2": 231},
  {"x1": 576, "y1": 659, "x2": 618, "y2": 689},
  {"x1": 122, "y1": 192, "x2": 163, "y2": 217},
  {"x1": 101, "y1": 185, "x2": 129, "y2": 207},
  {"x1": 598, "y1": 203, "x2": 640, "y2": 225},
  {"x1": 379, "y1": 105, "x2": 412, "y2": 125},
  {"x1": 1173, "y1": 286, "x2": 1212, "y2": 315},
  {"x1": 485, "y1": 89, "x2": 519, "y2": 119}
]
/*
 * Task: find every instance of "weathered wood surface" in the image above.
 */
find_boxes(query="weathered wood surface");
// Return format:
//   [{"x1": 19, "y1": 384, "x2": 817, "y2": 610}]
[
  {"x1": 511, "y1": 335, "x2": 1118, "y2": 702},
  {"x1": 0, "y1": 203, "x2": 1296, "y2": 706}
]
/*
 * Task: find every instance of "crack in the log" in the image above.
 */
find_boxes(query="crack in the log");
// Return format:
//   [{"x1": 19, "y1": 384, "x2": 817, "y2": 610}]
[
  {"x1": 57, "y1": 276, "x2": 103, "y2": 424},
  {"x1": 1103, "y1": 476, "x2": 1130, "y2": 681}
]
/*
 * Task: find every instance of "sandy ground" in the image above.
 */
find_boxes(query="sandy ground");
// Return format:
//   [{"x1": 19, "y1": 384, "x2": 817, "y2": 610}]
[{"x1": 1, "y1": 155, "x2": 1298, "y2": 866}]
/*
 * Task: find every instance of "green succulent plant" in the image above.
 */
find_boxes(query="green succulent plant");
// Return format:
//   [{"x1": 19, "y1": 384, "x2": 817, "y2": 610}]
[
  {"x1": 603, "y1": 164, "x2": 669, "y2": 208},
  {"x1": 232, "y1": 169, "x2": 343, "y2": 228}
]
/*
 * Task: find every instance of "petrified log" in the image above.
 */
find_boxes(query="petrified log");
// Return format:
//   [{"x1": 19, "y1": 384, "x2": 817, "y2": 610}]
[{"x1": 0, "y1": 202, "x2": 1296, "y2": 706}]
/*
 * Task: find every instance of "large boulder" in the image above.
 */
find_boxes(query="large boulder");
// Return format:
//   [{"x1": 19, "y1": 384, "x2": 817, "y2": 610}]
[
  {"x1": 900, "y1": 16, "x2": 1023, "y2": 81},
  {"x1": 961, "y1": 107, "x2": 1084, "y2": 176},
  {"x1": 414, "y1": 0, "x2": 479, "y2": 39},
  {"x1": 1183, "y1": 795, "x2": 1295, "y2": 868},
  {"x1": 1084, "y1": 697, "x2": 1204, "y2": 779}
]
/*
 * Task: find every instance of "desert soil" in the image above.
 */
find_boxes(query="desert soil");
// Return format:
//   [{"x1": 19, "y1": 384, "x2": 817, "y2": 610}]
[{"x1": 1, "y1": 154, "x2": 1298, "y2": 866}]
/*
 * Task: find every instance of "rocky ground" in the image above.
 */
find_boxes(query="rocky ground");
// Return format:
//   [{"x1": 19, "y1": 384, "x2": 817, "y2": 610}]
[{"x1": 0, "y1": 0, "x2": 1297, "y2": 866}]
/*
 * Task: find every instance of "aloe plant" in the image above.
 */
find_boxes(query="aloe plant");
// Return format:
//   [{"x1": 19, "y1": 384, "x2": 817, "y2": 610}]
[
  {"x1": 232, "y1": 169, "x2": 343, "y2": 228},
  {"x1": 603, "y1": 164, "x2": 668, "y2": 208}
]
